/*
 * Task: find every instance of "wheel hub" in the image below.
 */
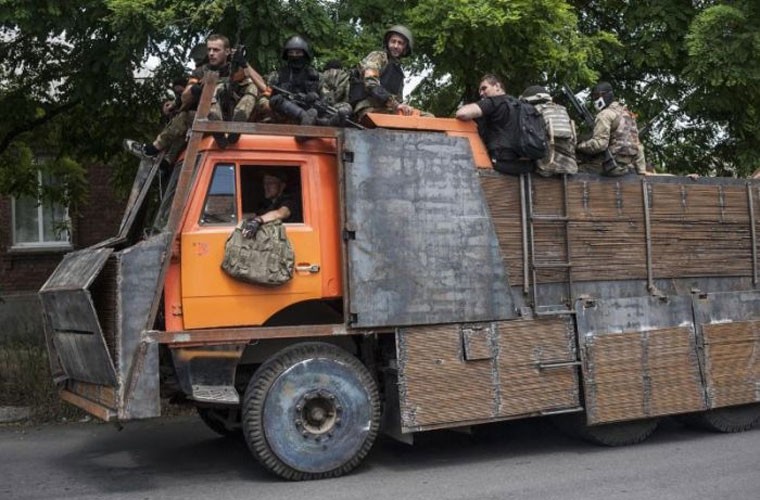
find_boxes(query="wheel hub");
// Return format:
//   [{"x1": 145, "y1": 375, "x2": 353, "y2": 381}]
[{"x1": 295, "y1": 389, "x2": 343, "y2": 439}]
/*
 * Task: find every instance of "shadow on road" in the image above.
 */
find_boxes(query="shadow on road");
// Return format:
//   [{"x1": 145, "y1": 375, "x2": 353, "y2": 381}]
[{"x1": 52, "y1": 413, "x2": 739, "y2": 492}]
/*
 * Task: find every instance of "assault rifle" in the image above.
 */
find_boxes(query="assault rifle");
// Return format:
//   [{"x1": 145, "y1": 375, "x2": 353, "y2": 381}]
[
  {"x1": 561, "y1": 83, "x2": 618, "y2": 174},
  {"x1": 270, "y1": 85, "x2": 365, "y2": 130}
]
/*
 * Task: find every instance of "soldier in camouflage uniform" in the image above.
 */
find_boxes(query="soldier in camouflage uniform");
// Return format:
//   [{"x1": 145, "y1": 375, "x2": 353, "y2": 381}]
[
  {"x1": 349, "y1": 25, "x2": 421, "y2": 120},
  {"x1": 576, "y1": 81, "x2": 647, "y2": 176},
  {"x1": 319, "y1": 59, "x2": 353, "y2": 123},
  {"x1": 125, "y1": 34, "x2": 258, "y2": 158}
]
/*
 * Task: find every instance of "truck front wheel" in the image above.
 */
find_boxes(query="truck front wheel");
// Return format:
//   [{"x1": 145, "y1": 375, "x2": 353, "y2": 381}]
[{"x1": 241, "y1": 342, "x2": 380, "y2": 480}]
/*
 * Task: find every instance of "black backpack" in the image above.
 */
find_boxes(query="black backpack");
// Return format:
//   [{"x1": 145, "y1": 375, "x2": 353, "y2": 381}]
[{"x1": 509, "y1": 97, "x2": 548, "y2": 160}]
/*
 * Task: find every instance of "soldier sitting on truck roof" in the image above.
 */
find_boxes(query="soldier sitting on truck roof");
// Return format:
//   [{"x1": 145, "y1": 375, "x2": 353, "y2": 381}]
[
  {"x1": 319, "y1": 59, "x2": 354, "y2": 126},
  {"x1": 348, "y1": 25, "x2": 429, "y2": 121},
  {"x1": 254, "y1": 36, "x2": 321, "y2": 126},
  {"x1": 124, "y1": 34, "x2": 258, "y2": 159}
]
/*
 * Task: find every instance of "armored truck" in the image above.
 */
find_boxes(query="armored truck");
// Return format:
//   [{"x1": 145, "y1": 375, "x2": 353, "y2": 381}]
[{"x1": 40, "y1": 75, "x2": 760, "y2": 480}]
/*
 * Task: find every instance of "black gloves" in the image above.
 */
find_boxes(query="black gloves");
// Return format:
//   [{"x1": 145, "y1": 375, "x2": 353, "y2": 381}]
[
  {"x1": 370, "y1": 85, "x2": 392, "y2": 104},
  {"x1": 190, "y1": 83, "x2": 202, "y2": 98},
  {"x1": 304, "y1": 91, "x2": 320, "y2": 105},
  {"x1": 241, "y1": 217, "x2": 263, "y2": 239}
]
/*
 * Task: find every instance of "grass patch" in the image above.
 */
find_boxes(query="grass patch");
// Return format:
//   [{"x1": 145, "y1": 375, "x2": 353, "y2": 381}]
[{"x1": 0, "y1": 340, "x2": 86, "y2": 423}]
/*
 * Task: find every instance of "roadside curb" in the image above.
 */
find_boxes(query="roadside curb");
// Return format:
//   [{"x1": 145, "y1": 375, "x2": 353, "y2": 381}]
[{"x1": 0, "y1": 406, "x2": 32, "y2": 423}]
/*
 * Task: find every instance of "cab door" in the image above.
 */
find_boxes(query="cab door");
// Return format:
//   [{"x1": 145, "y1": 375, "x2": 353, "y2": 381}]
[{"x1": 179, "y1": 153, "x2": 326, "y2": 329}]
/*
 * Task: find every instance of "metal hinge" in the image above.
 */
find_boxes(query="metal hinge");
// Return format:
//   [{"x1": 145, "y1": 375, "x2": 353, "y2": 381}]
[{"x1": 342, "y1": 151, "x2": 354, "y2": 163}]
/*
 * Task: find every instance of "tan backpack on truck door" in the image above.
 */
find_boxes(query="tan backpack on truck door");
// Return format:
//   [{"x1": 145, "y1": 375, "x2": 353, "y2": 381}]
[{"x1": 221, "y1": 220, "x2": 295, "y2": 286}]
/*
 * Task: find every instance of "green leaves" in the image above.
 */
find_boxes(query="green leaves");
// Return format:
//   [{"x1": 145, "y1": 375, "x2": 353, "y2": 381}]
[{"x1": 2, "y1": 0, "x2": 760, "y2": 204}]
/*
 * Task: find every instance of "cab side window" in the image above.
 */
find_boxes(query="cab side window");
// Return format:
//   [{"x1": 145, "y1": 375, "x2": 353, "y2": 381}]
[
  {"x1": 201, "y1": 164, "x2": 237, "y2": 224},
  {"x1": 240, "y1": 165, "x2": 303, "y2": 223}
]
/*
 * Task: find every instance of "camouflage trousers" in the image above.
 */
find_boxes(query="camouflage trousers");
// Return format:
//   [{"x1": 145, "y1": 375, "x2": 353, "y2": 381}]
[
  {"x1": 209, "y1": 80, "x2": 258, "y2": 122},
  {"x1": 155, "y1": 110, "x2": 195, "y2": 154}
]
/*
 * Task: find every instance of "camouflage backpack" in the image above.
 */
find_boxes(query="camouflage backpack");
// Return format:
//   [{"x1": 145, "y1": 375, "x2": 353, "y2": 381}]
[
  {"x1": 534, "y1": 102, "x2": 578, "y2": 176},
  {"x1": 221, "y1": 220, "x2": 294, "y2": 286},
  {"x1": 609, "y1": 102, "x2": 640, "y2": 159}
]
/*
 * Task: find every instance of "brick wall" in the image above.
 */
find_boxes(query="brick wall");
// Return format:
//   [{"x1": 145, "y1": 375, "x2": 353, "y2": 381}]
[{"x1": 0, "y1": 163, "x2": 126, "y2": 294}]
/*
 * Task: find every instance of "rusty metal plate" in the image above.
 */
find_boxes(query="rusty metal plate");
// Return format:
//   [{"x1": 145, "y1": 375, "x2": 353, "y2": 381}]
[
  {"x1": 39, "y1": 248, "x2": 117, "y2": 386},
  {"x1": 114, "y1": 234, "x2": 169, "y2": 419},
  {"x1": 396, "y1": 318, "x2": 579, "y2": 432},
  {"x1": 693, "y1": 291, "x2": 760, "y2": 408},
  {"x1": 342, "y1": 129, "x2": 515, "y2": 328},
  {"x1": 576, "y1": 295, "x2": 707, "y2": 425}
]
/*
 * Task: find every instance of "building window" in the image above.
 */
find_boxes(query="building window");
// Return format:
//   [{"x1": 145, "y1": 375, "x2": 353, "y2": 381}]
[{"x1": 12, "y1": 171, "x2": 71, "y2": 249}]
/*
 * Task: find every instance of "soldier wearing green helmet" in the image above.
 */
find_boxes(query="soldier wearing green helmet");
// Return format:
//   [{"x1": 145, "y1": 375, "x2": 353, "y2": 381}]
[{"x1": 349, "y1": 24, "x2": 419, "y2": 119}]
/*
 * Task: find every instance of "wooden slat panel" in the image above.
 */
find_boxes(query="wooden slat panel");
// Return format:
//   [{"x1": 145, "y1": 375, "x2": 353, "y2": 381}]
[
  {"x1": 399, "y1": 324, "x2": 495, "y2": 428},
  {"x1": 479, "y1": 174, "x2": 523, "y2": 282},
  {"x1": 481, "y1": 174, "x2": 757, "y2": 288},
  {"x1": 66, "y1": 379, "x2": 118, "y2": 408},
  {"x1": 585, "y1": 327, "x2": 706, "y2": 424},
  {"x1": 496, "y1": 318, "x2": 579, "y2": 416},
  {"x1": 702, "y1": 321, "x2": 760, "y2": 408},
  {"x1": 398, "y1": 318, "x2": 580, "y2": 430}
]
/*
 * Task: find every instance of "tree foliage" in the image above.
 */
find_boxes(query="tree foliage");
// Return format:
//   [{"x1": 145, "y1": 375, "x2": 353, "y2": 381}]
[{"x1": 2, "y1": 0, "x2": 760, "y2": 207}]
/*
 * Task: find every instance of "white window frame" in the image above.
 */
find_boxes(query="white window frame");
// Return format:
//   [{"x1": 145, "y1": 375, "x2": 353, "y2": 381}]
[{"x1": 11, "y1": 170, "x2": 72, "y2": 250}]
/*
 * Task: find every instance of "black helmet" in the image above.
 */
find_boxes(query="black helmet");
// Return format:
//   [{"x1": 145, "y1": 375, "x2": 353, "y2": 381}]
[
  {"x1": 591, "y1": 81, "x2": 614, "y2": 110},
  {"x1": 520, "y1": 85, "x2": 551, "y2": 104},
  {"x1": 282, "y1": 35, "x2": 313, "y2": 61},
  {"x1": 384, "y1": 25, "x2": 413, "y2": 57}
]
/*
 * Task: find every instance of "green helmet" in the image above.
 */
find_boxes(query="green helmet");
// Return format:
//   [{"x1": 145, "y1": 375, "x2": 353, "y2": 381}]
[{"x1": 384, "y1": 25, "x2": 413, "y2": 57}]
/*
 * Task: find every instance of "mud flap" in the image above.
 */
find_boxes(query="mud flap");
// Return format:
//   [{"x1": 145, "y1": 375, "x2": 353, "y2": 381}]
[{"x1": 576, "y1": 295, "x2": 708, "y2": 425}]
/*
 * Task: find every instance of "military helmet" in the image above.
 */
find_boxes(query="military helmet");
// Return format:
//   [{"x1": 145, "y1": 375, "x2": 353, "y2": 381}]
[
  {"x1": 520, "y1": 85, "x2": 552, "y2": 104},
  {"x1": 282, "y1": 35, "x2": 313, "y2": 61},
  {"x1": 384, "y1": 25, "x2": 413, "y2": 57},
  {"x1": 189, "y1": 43, "x2": 208, "y2": 67}
]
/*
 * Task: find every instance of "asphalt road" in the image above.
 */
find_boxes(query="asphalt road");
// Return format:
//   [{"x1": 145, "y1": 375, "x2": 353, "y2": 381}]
[{"x1": 1, "y1": 415, "x2": 758, "y2": 500}]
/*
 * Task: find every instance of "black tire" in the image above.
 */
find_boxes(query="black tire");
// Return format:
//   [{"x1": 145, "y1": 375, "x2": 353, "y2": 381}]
[
  {"x1": 242, "y1": 342, "x2": 380, "y2": 480},
  {"x1": 197, "y1": 406, "x2": 242, "y2": 438},
  {"x1": 553, "y1": 413, "x2": 659, "y2": 447},
  {"x1": 679, "y1": 403, "x2": 760, "y2": 433}
]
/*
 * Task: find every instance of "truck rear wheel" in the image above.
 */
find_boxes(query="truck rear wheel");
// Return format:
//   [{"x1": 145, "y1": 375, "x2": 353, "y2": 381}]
[
  {"x1": 679, "y1": 403, "x2": 760, "y2": 433},
  {"x1": 241, "y1": 342, "x2": 380, "y2": 480},
  {"x1": 554, "y1": 413, "x2": 659, "y2": 446}
]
